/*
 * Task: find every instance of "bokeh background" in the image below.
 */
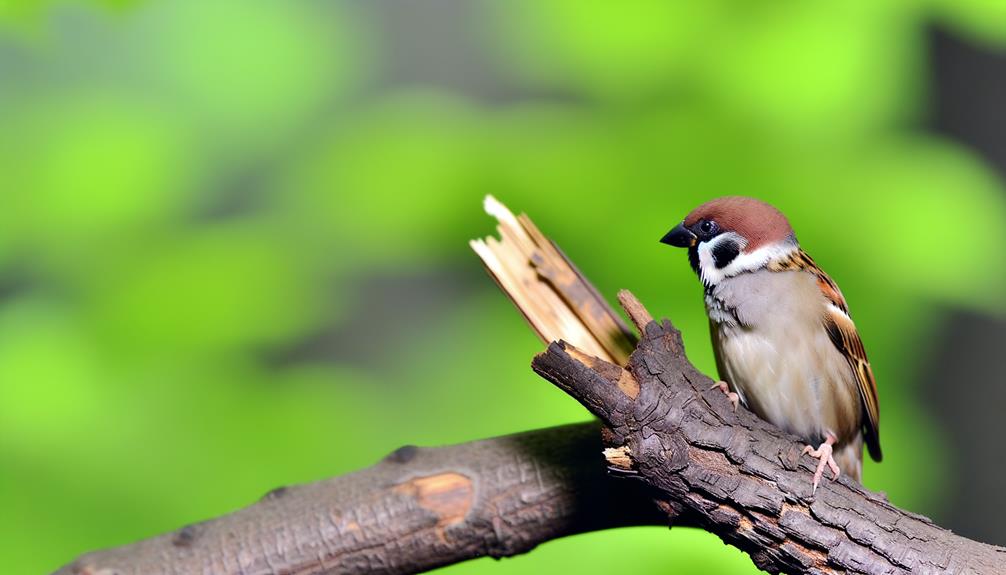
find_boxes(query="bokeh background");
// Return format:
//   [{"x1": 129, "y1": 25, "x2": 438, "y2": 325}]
[{"x1": 2, "y1": 1, "x2": 1005, "y2": 573}]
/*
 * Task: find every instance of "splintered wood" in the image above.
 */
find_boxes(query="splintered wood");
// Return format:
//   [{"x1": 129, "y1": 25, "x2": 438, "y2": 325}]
[{"x1": 470, "y1": 195, "x2": 636, "y2": 366}]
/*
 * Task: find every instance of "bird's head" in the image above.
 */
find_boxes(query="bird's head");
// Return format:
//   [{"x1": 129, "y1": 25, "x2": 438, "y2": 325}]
[{"x1": 661, "y1": 196, "x2": 798, "y2": 288}]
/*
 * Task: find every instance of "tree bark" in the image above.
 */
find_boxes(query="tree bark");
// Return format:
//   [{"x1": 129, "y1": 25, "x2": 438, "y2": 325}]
[
  {"x1": 55, "y1": 423, "x2": 668, "y2": 575},
  {"x1": 529, "y1": 291, "x2": 1006, "y2": 575},
  {"x1": 58, "y1": 297, "x2": 1006, "y2": 575}
]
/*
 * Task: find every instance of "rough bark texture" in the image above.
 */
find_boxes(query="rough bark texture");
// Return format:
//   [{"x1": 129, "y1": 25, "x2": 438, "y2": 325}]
[
  {"x1": 532, "y1": 297, "x2": 1006, "y2": 575},
  {"x1": 55, "y1": 423, "x2": 667, "y2": 575}
]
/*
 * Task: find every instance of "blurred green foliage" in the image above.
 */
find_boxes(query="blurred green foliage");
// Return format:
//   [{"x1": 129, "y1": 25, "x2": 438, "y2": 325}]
[{"x1": 1, "y1": 1, "x2": 1005, "y2": 573}]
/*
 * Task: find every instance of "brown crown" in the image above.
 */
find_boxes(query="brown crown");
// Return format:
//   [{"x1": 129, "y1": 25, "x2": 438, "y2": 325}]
[{"x1": 683, "y1": 196, "x2": 794, "y2": 251}]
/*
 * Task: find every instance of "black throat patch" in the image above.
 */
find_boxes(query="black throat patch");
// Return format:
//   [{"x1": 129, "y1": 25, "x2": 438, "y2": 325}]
[
  {"x1": 688, "y1": 246, "x2": 700, "y2": 275},
  {"x1": 712, "y1": 239, "x2": 741, "y2": 269}
]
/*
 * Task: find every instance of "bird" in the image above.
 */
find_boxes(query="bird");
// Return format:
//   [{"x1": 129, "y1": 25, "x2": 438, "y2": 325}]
[{"x1": 659, "y1": 196, "x2": 881, "y2": 490}]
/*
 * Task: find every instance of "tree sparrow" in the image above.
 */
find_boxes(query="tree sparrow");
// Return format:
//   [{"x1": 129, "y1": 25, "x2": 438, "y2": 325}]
[{"x1": 660, "y1": 196, "x2": 881, "y2": 490}]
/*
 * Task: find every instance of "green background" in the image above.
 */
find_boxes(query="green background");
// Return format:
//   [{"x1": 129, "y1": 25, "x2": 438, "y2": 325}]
[{"x1": 1, "y1": 1, "x2": 1004, "y2": 573}]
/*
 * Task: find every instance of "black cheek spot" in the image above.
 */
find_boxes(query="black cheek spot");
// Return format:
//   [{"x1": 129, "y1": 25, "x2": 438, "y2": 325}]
[{"x1": 712, "y1": 240, "x2": 740, "y2": 269}]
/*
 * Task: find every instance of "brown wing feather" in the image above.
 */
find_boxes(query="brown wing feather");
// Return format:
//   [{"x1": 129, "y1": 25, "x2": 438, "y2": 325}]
[{"x1": 770, "y1": 249, "x2": 882, "y2": 461}]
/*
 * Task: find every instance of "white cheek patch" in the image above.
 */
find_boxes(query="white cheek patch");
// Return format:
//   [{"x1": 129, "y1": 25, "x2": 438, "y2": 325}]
[
  {"x1": 698, "y1": 234, "x2": 798, "y2": 287},
  {"x1": 697, "y1": 232, "x2": 746, "y2": 286},
  {"x1": 697, "y1": 241, "x2": 718, "y2": 285}
]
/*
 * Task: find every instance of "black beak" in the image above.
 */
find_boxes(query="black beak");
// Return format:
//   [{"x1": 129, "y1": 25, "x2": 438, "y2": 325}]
[{"x1": 660, "y1": 222, "x2": 696, "y2": 248}]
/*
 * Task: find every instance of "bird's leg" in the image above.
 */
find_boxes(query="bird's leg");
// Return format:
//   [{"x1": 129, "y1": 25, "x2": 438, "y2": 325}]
[
  {"x1": 802, "y1": 433, "x2": 840, "y2": 492},
  {"x1": 709, "y1": 380, "x2": 739, "y2": 412}
]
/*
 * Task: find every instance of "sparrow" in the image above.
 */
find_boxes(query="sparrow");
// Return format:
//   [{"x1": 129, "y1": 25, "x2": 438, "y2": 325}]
[{"x1": 660, "y1": 196, "x2": 881, "y2": 490}]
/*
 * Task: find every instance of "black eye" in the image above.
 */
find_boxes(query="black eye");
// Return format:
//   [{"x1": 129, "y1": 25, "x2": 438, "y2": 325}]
[{"x1": 699, "y1": 220, "x2": 718, "y2": 235}]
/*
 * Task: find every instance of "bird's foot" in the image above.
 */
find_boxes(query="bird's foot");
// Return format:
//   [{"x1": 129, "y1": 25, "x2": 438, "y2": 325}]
[
  {"x1": 802, "y1": 434, "x2": 840, "y2": 492},
  {"x1": 709, "y1": 380, "x2": 739, "y2": 412}
]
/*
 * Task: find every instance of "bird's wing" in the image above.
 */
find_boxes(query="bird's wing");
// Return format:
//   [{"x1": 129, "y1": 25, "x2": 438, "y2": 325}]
[{"x1": 770, "y1": 249, "x2": 882, "y2": 461}]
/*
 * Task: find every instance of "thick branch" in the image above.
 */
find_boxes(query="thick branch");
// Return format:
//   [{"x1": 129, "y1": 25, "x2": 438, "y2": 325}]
[
  {"x1": 532, "y1": 297, "x2": 1006, "y2": 575},
  {"x1": 55, "y1": 423, "x2": 668, "y2": 575}
]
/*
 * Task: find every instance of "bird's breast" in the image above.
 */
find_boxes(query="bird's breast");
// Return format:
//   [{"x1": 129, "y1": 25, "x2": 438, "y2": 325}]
[{"x1": 706, "y1": 270, "x2": 861, "y2": 446}]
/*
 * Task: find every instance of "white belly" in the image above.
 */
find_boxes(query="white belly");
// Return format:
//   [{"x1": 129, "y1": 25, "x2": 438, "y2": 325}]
[
  {"x1": 713, "y1": 325, "x2": 852, "y2": 442},
  {"x1": 706, "y1": 270, "x2": 861, "y2": 446}
]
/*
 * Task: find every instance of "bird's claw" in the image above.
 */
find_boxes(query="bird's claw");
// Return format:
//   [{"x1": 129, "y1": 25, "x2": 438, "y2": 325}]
[
  {"x1": 803, "y1": 437, "x2": 841, "y2": 492},
  {"x1": 709, "y1": 380, "x2": 740, "y2": 412}
]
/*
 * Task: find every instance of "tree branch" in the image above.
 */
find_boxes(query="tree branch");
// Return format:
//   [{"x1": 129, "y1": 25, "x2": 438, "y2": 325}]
[
  {"x1": 55, "y1": 423, "x2": 669, "y2": 575},
  {"x1": 531, "y1": 291, "x2": 1006, "y2": 574},
  {"x1": 56, "y1": 197, "x2": 1006, "y2": 574}
]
